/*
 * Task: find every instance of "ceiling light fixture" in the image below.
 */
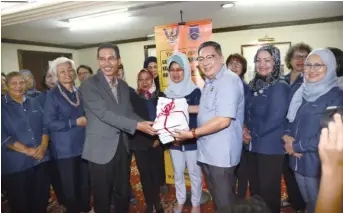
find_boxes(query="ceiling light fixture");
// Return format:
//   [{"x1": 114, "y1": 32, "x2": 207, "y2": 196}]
[
  {"x1": 68, "y1": 8, "x2": 128, "y2": 23},
  {"x1": 221, "y1": 2, "x2": 234, "y2": 8},
  {"x1": 68, "y1": 8, "x2": 130, "y2": 31}
]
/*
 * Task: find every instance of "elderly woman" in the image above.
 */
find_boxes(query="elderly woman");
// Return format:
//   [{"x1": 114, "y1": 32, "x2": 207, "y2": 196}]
[
  {"x1": 165, "y1": 53, "x2": 202, "y2": 213},
  {"x1": 244, "y1": 45, "x2": 290, "y2": 213},
  {"x1": 2, "y1": 71, "x2": 50, "y2": 213},
  {"x1": 43, "y1": 57, "x2": 91, "y2": 213},
  {"x1": 284, "y1": 49, "x2": 343, "y2": 213},
  {"x1": 20, "y1": 69, "x2": 41, "y2": 98},
  {"x1": 129, "y1": 68, "x2": 164, "y2": 213}
]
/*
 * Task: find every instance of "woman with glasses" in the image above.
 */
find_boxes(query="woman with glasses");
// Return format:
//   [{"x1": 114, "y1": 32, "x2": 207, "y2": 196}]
[
  {"x1": 284, "y1": 43, "x2": 312, "y2": 97},
  {"x1": 2, "y1": 71, "x2": 51, "y2": 213},
  {"x1": 244, "y1": 45, "x2": 290, "y2": 213},
  {"x1": 165, "y1": 53, "x2": 203, "y2": 213},
  {"x1": 44, "y1": 57, "x2": 91, "y2": 213},
  {"x1": 284, "y1": 48, "x2": 343, "y2": 213}
]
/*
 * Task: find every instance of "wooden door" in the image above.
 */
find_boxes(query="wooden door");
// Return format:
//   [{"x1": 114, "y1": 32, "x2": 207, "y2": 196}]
[{"x1": 18, "y1": 50, "x2": 73, "y2": 91}]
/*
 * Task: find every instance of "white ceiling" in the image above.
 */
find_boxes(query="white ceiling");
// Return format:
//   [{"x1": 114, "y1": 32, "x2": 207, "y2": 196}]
[{"x1": 1, "y1": 1, "x2": 343, "y2": 48}]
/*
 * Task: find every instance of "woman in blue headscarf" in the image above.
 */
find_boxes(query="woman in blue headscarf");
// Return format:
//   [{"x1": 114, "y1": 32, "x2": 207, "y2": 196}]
[
  {"x1": 284, "y1": 48, "x2": 343, "y2": 213},
  {"x1": 20, "y1": 69, "x2": 41, "y2": 98},
  {"x1": 165, "y1": 52, "x2": 202, "y2": 213}
]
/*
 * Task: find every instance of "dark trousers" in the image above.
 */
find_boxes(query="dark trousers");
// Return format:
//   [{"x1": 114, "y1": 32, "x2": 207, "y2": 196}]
[
  {"x1": 111, "y1": 151, "x2": 135, "y2": 206},
  {"x1": 56, "y1": 156, "x2": 91, "y2": 213},
  {"x1": 249, "y1": 153, "x2": 284, "y2": 213},
  {"x1": 90, "y1": 140, "x2": 131, "y2": 213},
  {"x1": 133, "y1": 146, "x2": 163, "y2": 205},
  {"x1": 48, "y1": 159, "x2": 67, "y2": 205},
  {"x1": 234, "y1": 149, "x2": 252, "y2": 198},
  {"x1": 283, "y1": 154, "x2": 306, "y2": 211},
  {"x1": 2, "y1": 162, "x2": 50, "y2": 213},
  {"x1": 200, "y1": 162, "x2": 236, "y2": 213}
]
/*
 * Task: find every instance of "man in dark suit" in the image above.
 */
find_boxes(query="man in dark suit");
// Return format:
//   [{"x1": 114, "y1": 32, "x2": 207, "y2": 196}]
[{"x1": 79, "y1": 43, "x2": 156, "y2": 213}]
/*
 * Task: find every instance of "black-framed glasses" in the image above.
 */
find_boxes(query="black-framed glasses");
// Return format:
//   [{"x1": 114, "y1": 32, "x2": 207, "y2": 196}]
[
  {"x1": 304, "y1": 63, "x2": 326, "y2": 71},
  {"x1": 196, "y1": 54, "x2": 215, "y2": 64}
]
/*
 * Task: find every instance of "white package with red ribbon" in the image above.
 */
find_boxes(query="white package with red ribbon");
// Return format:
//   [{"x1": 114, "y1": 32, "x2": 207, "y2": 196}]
[{"x1": 153, "y1": 97, "x2": 189, "y2": 144}]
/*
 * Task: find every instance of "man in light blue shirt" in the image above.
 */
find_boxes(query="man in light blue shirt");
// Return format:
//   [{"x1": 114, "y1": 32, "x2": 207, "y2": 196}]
[{"x1": 174, "y1": 41, "x2": 244, "y2": 212}]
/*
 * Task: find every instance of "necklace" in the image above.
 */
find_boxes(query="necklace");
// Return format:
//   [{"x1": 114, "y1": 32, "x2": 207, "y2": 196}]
[{"x1": 58, "y1": 84, "x2": 80, "y2": 107}]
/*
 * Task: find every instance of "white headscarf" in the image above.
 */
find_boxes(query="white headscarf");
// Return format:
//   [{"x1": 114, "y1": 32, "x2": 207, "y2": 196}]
[
  {"x1": 287, "y1": 48, "x2": 338, "y2": 122},
  {"x1": 164, "y1": 52, "x2": 197, "y2": 98}
]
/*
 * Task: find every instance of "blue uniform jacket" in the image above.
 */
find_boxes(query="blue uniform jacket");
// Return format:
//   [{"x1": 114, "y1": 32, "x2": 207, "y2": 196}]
[
  {"x1": 1, "y1": 94, "x2": 49, "y2": 174},
  {"x1": 286, "y1": 87, "x2": 343, "y2": 177},
  {"x1": 245, "y1": 80, "x2": 290, "y2": 154},
  {"x1": 43, "y1": 84, "x2": 85, "y2": 159}
]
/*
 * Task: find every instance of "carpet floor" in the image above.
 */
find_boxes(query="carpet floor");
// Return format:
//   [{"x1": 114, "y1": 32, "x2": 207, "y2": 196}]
[{"x1": 1, "y1": 156, "x2": 294, "y2": 213}]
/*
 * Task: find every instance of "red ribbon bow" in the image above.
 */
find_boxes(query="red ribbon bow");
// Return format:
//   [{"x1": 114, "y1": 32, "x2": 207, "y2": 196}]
[{"x1": 156, "y1": 99, "x2": 188, "y2": 135}]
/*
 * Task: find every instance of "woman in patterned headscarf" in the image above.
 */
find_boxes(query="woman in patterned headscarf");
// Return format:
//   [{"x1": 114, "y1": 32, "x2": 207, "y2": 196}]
[
  {"x1": 244, "y1": 45, "x2": 290, "y2": 213},
  {"x1": 128, "y1": 69, "x2": 164, "y2": 213}
]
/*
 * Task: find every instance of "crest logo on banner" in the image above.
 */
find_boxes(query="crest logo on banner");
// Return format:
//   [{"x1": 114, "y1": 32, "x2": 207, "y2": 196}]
[
  {"x1": 163, "y1": 26, "x2": 179, "y2": 44},
  {"x1": 189, "y1": 25, "x2": 200, "y2": 41}
]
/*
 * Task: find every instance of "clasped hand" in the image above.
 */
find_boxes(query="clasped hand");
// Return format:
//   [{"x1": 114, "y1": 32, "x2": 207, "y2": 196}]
[
  {"x1": 282, "y1": 135, "x2": 302, "y2": 158},
  {"x1": 25, "y1": 143, "x2": 47, "y2": 161}
]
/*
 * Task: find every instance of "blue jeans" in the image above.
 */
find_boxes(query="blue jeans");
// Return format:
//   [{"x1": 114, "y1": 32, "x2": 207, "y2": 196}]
[{"x1": 294, "y1": 172, "x2": 320, "y2": 213}]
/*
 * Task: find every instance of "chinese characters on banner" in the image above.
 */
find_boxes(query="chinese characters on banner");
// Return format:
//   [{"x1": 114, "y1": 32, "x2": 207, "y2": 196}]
[{"x1": 154, "y1": 20, "x2": 212, "y2": 188}]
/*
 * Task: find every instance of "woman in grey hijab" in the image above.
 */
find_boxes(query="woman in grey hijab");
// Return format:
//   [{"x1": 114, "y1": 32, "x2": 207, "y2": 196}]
[
  {"x1": 284, "y1": 48, "x2": 343, "y2": 213},
  {"x1": 165, "y1": 52, "x2": 202, "y2": 213}
]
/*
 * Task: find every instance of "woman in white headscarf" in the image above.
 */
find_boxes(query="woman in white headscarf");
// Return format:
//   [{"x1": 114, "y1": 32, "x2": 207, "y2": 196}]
[
  {"x1": 165, "y1": 52, "x2": 202, "y2": 213},
  {"x1": 283, "y1": 48, "x2": 343, "y2": 213}
]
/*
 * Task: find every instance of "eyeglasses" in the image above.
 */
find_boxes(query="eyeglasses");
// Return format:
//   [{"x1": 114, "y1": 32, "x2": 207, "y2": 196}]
[
  {"x1": 169, "y1": 68, "x2": 183, "y2": 73},
  {"x1": 293, "y1": 55, "x2": 308, "y2": 61},
  {"x1": 196, "y1": 54, "x2": 215, "y2": 64},
  {"x1": 228, "y1": 61, "x2": 242, "y2": 68},
  {"x1": 304, "y1": 63, "x2": 326, "y2": 71}
]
